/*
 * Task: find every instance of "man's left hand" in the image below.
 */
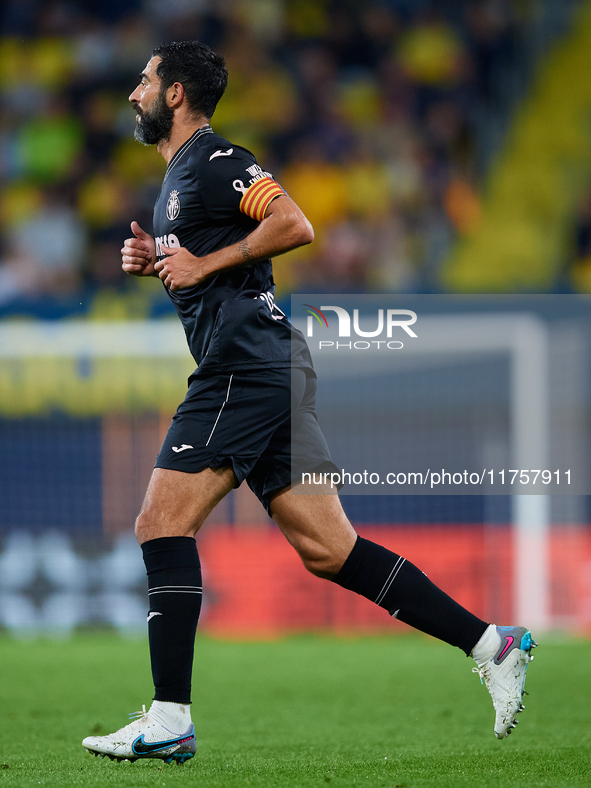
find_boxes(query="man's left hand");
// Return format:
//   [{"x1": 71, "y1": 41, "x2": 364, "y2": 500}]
[{"x1": 155, "y1": 246, "x2": 209, "y2": 291}]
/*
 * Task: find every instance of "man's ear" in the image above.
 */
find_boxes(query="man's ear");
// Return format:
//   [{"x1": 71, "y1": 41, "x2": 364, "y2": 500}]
[{"x1": 167, "y1": 81, "x2": 184, "y2": 108}]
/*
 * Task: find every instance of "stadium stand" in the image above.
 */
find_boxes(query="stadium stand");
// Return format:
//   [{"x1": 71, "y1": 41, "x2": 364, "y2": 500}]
[
  {"x1": 444, "y1": 0, "x2": 591, "y2": 291},
  {"x1": 0, "y1": 0, "x2": 577, "y2": 316}
]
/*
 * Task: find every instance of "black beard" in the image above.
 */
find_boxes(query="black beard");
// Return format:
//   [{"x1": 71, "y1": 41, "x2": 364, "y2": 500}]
[{"x1": 133, "y1": 90, "x2": 174, "y2": 146}]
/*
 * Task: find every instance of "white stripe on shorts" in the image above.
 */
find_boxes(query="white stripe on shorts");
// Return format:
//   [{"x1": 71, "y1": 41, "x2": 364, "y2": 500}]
[{"x1": 205, "y1": 374, "x2": 234, "y2": 447}]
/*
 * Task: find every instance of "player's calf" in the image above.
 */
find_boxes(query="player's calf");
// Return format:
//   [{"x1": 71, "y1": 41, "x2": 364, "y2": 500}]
[{"x1": 297, "y1": 542, "x2": 347, "y2": 578}]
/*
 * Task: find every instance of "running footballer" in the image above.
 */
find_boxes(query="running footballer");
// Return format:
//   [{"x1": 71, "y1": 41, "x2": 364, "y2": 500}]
[{"x1": 82, "y1": 41, "x2": 537, "y2": 764}]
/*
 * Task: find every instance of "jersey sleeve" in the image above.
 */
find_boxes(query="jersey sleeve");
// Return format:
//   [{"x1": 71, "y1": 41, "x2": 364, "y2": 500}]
[
  {"x1": 198, "y1": 146, "x2": 286, "y2": 222},
  {"x1": 238, "y1": 177, "x2": 286, "y2": 221}
]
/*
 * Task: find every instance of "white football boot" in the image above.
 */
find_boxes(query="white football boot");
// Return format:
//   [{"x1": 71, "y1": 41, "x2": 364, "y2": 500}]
[
  {"x1": 83, "y1": 704, "x2": 196, "y2": 764},
  {"x1": 472, "y1": 625, "x2": 537, "y2": 739}
]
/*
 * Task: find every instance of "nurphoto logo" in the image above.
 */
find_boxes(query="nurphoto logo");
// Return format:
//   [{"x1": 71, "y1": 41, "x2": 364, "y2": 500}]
[{"x1": 303, "y1": 304, "x2": 418, "y2": 350}]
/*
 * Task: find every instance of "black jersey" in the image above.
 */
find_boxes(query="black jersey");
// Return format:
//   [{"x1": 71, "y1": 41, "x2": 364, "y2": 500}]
[{"x1": 152, "y1": 125, "x2": 311, "y2": 375}]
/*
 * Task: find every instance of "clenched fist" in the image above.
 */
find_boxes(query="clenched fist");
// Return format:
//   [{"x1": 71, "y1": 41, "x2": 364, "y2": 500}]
[{"x1": 121, "y1": 222, "x2": 158, "y2": 277}]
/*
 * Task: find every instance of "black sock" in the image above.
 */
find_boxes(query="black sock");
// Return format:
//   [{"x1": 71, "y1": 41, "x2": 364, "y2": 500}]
[
  {"x1": 332, "y1": 536, "x2": 488, "y2": 654},
  {"x1": 141, "y1": 536, "x2": 202, "y2": 703}
]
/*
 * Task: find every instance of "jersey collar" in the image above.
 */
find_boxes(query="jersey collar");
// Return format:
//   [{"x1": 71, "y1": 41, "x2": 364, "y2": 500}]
[{"x1": 165, "y1": 125, "x2": 214, "y2": 180}]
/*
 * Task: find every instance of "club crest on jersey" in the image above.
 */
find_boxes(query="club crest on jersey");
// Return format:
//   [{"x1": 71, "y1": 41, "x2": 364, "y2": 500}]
[{"x1": 166, "y1": 190, "x2": 181, "y2": 221}]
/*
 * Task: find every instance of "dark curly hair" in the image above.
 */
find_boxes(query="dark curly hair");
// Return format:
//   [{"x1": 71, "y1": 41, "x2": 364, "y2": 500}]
[{"x1": 151, "y1": 41, "x2": 228, "y2": 121}]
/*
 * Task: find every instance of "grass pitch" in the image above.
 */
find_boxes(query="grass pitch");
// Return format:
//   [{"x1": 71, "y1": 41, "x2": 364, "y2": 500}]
[{"x1": 0, "y1": 634, "x2": 589, "y2": 787}]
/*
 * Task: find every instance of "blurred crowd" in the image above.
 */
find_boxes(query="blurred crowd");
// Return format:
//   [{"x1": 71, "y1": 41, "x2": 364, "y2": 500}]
[
  {"x1": 0, "y1": 0, "x2": 532, "y2": 315},
  {"x1": 571, "y1": 188, "x2": 591, "y2": 292}
]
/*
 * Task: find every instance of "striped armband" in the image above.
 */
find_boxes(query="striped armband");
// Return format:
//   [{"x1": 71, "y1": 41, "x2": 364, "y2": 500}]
[{"x1": 239, "y1": 177, "x2": 286, "y2": 221}]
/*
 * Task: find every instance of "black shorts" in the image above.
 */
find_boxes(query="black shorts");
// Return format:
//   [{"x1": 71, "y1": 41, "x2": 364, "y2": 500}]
[{"x1": 155, "y1": 366, "x2": 337, "y2": 514}]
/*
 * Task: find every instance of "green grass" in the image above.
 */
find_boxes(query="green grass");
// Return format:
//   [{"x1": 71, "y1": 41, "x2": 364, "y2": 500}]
[{"x1": 0, "y1": 634, "x2": 589, "y2": 787}]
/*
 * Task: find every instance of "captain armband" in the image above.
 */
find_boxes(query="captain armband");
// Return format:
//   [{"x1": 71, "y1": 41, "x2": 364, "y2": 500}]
[{"x1": 239, "y1": 177, "x2": 286, "y2": 222}]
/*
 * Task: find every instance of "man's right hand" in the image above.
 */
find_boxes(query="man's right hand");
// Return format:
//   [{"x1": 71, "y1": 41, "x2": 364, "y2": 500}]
[{"x1": 121, "y1": 221, "x2": 158, "y2": 277}]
